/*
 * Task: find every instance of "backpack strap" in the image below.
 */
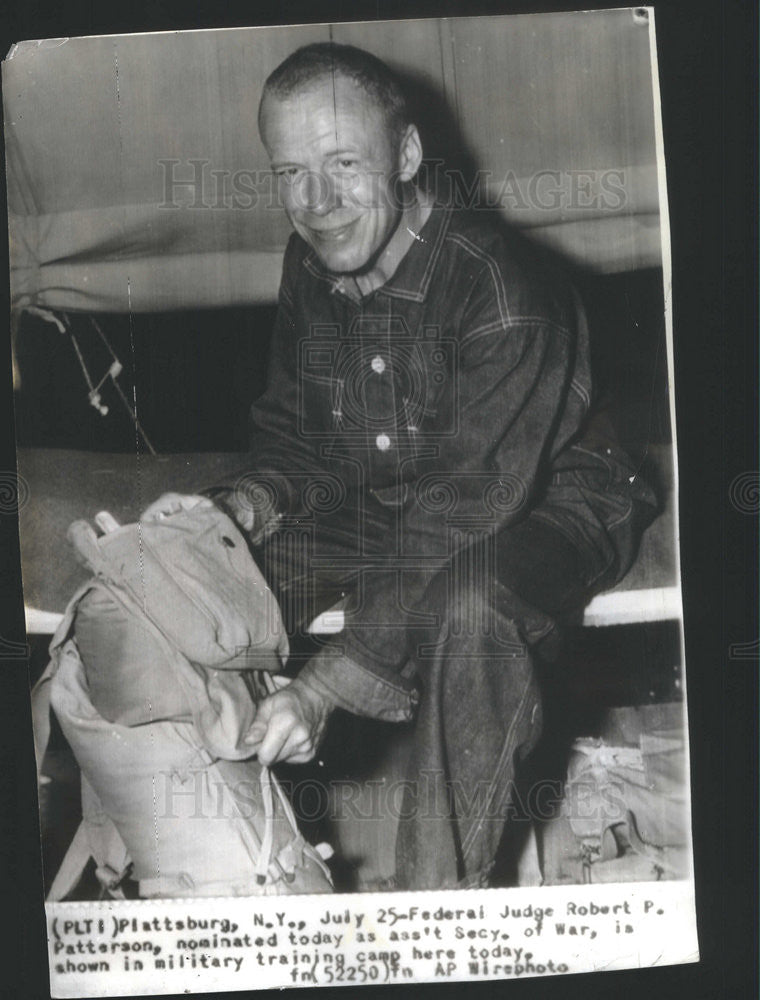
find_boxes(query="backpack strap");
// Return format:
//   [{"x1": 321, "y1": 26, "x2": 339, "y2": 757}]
[
  {"x1": 46, "y1": 822, "x2": 92, "y2": 902},
  {"x1": 32, "y1": 582, "x2": 133, "y2": 901},
  {"x1": 45, "y1": 769, "x2": 133, "y2": 902},
  {"x1": 31, "y1": 582, "x2": 94, "y2": 779}
]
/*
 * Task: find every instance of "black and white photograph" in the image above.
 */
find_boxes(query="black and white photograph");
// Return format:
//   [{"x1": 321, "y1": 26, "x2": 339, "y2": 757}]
[{"x1": 3, "y1": 3, "x2": 749, "y2": 994}]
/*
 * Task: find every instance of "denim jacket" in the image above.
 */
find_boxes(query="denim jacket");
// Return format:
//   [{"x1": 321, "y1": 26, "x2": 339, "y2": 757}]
[{"x1": 210, "y1": 204, "x2": 657, "y2": 720}]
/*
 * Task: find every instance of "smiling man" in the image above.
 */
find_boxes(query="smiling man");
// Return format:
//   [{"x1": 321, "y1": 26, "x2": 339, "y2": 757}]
[
  {"x1": 144, "y1": 42, "x2": 656, "y2": 891},
  {"x1": 260, "y1": 63, "x2": 429, "y2": 281}
]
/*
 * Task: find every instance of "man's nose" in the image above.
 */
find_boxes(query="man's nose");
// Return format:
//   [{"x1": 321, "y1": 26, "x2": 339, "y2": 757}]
[{"x1": 297, "y1": 171, "x2": 340, "y2": 215}]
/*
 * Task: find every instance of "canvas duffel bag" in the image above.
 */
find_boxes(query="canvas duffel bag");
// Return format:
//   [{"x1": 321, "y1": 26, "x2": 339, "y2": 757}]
[{"x1": 33, "y1": 505, "x2": 333, "y2": 898}]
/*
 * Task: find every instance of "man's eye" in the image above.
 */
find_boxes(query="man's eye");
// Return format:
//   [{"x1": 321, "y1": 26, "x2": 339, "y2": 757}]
[{"x1": 337, "y1": 159, "x2": 358, "y2": 169}]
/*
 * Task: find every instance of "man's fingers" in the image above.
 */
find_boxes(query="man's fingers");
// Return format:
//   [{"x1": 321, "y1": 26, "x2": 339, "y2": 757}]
[
  {"x1": 178, "y1": 495, "x2": 214, "y2": 512},
  {"x1": 249, "y1": 687, "x2": 329, "y2": 765},
  {"x1": 141, "y1": 492, "x2": 185, "y2": 521},
  {"x1": 259, "y1": 716, "x2": 314, "y2": 766},
  {"x1": 257, "y1": 734, "x2": 288, "y2": 767},
  {"x1": 244, "y1": 700, "x2": 273, "y2": 748},
  {"x1": 257, "y1": 713, "x2": 297, "y2": 766},
  {"x1": 243, "y1": 722, "x2": 267, "y2": 747},
  {"x1": 282, "y1": 747, "x2": 317, "y2": 765},
  {"x1": 141, "y1": 492, "x2": 212, "y2": 522},
  {"x1": 275, "y1": 733, "x2": 316, "y2": 765}
]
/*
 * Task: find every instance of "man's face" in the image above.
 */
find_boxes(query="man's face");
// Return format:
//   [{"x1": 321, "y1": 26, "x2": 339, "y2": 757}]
[{"x1": 260, "y1": 74, "x2": 414, "y2": 274}]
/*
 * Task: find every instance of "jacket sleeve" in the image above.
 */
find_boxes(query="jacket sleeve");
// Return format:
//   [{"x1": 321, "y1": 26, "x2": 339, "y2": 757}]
[
  {"x1": 201, "y1": 237, "x2": 330, "y2": 541},
  {"x1": 403, "y1": 270, "x2": 591, "y2": 551}
]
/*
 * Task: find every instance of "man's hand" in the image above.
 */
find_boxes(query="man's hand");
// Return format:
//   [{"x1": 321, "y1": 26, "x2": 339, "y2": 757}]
[
  {"x1": 141, "y1": 492, "x2": 214, "y2": 522},
  {"x1": 244, "y1": 679, "x2": 334, "y2": 766}
]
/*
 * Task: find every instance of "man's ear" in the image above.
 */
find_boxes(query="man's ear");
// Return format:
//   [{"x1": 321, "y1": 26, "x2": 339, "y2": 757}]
[{"x1": 397, "y1": 124, "x2": 423, "y2": 182}]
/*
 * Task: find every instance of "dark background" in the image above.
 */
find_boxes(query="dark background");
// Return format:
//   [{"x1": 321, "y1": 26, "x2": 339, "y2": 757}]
[
  {"x1": 11, "y1": 276, "x2": 671, "y2": 460},
  {"x1": 1, "y1": 2, "x2": 757, "y2": 1000}
]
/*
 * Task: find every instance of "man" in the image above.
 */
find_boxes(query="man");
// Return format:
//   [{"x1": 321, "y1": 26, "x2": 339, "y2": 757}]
[{"x1": 144, "y1": 42, "x2": 656, "y2": 890}]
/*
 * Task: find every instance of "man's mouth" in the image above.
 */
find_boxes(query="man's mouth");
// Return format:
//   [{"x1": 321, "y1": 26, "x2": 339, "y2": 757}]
[{"x1": 307, "y1": 219, "x2": 357, "y2": 244}]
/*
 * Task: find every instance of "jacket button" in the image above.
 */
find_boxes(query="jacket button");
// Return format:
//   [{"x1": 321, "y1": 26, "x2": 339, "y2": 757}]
[
  {"x1": 371, "y1": 355, "x2": 386, "y2": 374},
  {"x1": 375, "y1": 434, "x2": 391, "y2": 451}
]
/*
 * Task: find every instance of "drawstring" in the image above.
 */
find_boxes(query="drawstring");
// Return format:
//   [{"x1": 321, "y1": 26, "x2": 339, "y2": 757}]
[
  {"x1": 256, "y1": 754, "x2": 300, "y2": 887},
  {"x1": 255, "y1": 766, "x2": 275, "y2": 884},
  {"x1": 255, "y1": 670, "x2": 278, "y2": 885},
  {"x1": 253, "y1": 670, "x2": 306, "y2": 885},
  {"x1": 254, "y1": 763, "x2": 305, "y2": 885}
]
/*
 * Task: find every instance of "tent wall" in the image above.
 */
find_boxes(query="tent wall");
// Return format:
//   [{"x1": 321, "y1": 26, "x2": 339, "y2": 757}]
[{"x1": 4, "y1": 11, "x2": 660, "y2": 314}]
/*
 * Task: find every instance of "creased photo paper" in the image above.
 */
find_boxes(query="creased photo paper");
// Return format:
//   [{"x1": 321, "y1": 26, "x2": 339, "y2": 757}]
[{"x1": 4, "y1": 9, "x2": 698, "y2": 995}]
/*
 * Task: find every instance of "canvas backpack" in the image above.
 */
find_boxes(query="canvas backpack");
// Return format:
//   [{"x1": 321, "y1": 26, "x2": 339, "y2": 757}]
[{"x1": 32, "y1": 505, "x2": 333, "y2": 899}]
